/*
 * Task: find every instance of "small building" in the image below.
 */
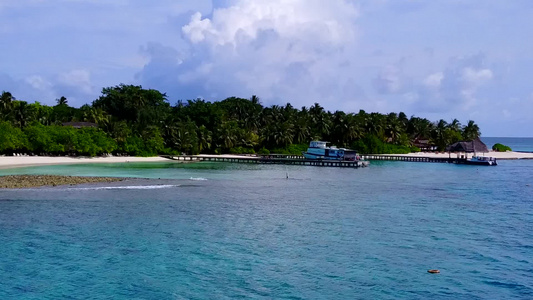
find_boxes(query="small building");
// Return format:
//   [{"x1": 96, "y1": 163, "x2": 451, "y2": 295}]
[
  {"x1": 413, "y1": 137, "x2": 436, "y2": 151},
  {"x1": 62, "y1": 122, "x2": 98, "y2": 129},
  {"x1": 446, "y1": 138, "x2": 489, "y2": 154}
]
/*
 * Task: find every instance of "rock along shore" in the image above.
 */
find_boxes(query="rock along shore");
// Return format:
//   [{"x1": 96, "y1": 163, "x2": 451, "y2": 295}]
[{"x1": 0, "y1": 175, "x2": 124, "y2": 189}]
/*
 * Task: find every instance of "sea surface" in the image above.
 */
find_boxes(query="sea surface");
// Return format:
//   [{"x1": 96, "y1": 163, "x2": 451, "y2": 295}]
[
  {"x1": 1, "y1": 157, "x2": 533, "y2": 298},
  {"x1": 482, "y1": 137, "x2": 533, "y2": 152}
]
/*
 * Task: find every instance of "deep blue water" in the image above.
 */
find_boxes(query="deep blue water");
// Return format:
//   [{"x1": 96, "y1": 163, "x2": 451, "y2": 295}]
[
  {"x1": 1, "y1": 160, "x2": 533, "y2": 299},
  {"x1": 482, "y1": 137, "x2": 533, "y2": 152}
]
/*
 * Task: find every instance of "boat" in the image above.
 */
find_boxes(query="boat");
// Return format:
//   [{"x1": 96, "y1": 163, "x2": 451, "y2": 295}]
[
  {"x1": 302, "y1": 141, "x2": 361, "y2": 161},
  {"x1": 466, "y1": 156, "x2": 497, "y2": 166}
]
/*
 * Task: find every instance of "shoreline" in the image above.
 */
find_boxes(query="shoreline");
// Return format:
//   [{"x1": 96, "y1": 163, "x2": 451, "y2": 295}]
[{"x1": 1, "y1": 151, "x2": 532, "y2": 171}]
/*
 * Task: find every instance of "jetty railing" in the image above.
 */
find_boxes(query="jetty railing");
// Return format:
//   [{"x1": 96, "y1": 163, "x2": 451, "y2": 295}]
[
  {"x1": 161, "y1": 155, "x2": 369, "y2": 168},
  {"x1": 361, "y1": 155, "x2": 467, "y2": 164},
  {"x1": 161, "y1": 153, "x2": 474, "y2": 166}
]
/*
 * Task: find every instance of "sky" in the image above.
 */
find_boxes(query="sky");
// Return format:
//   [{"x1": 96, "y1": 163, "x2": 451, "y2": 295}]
[{"x1": 1, "y1": 0, "x2": 532, "y2": 137}]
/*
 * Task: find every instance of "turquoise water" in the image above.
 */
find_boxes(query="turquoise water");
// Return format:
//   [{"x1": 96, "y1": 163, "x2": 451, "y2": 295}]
[
  {"x1": 482, "y1": 137, "x2": 533, "y2": 152},
  {"x1": 1, "y1": 160, "x2": 533, "y2": 299}
]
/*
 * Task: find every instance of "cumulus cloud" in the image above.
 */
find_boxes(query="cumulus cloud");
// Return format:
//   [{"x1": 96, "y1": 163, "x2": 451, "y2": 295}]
[
  {"x1": 373, "y1": 65, "x2": 403, "y2": 94},
  {"x1": 138, "y1": 0, "x2": 362, "y2": 108},
  {"x1": 423, "y1": 72, "x2": 444, "y2": 89},
  {"x1": 182, "y1": 0, "x2": 357, "y2": 46},
  {"x1": 461, "y1": 67, "x2": 492, "y2": 84},
  {"x1": 406, "y1": 54, "x2": 495, "y2": 112},
  {"x1": 0, "y1": 69, "x2": 97, "y2": 105},
  {"x1": 3, "y1": 0, "x2": 533, "y2": 136},
  {"x1": 57, "y1": 69, "x2": 94, "y2": 94},
  {"x1": 25, "y1": 75, "x2": 53, "y2": 91}
]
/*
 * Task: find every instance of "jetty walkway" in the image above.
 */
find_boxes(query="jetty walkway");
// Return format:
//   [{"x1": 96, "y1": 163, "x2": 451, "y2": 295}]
[
  {"x1": 162, "y1": 154, "x2": 369, "y2": 168},
  {"x1": 161, "y1": 153, "x2": 504, "y2": 166},
  {"x1": 361, "y1": 155, "x2": 465, "y2": 163}
]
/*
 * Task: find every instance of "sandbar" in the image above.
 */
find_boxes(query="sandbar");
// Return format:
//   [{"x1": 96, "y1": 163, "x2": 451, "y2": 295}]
[{"x1": 0, "y1": 175, "x2": 124, "y2": 189}]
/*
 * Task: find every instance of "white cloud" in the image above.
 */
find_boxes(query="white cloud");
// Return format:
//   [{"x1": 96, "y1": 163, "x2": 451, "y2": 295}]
[
  {"x1": 373, "y1": 65, "x2": 403, "y2": 94},
  {"x1": 182, "y1": 12, "x2": 217, "y2": 44},
  {"x1": 182, "y1": 0, "x2": 358, "y2": 47},
  {"x1": 461, "y1": 67, "x2": 493, "y2": 84},
  {"x1": 423, "y1": 72, "x2": 444, "y2": 88},
  {"x1": 25, "y1": 75, "x2": 52, "y2": 91},
  {"x1": 141, "y1": 0, "x2": 362, "y2": 108},
  {"x1": 407, "y1": 54, "x2": 495, "y2": 112},
  {"x1": 3, "y1": 0, "x2": 533, "y2": 135},
  {"x1": 57, "y1": 69, "x2": 93, "y2": 94}
]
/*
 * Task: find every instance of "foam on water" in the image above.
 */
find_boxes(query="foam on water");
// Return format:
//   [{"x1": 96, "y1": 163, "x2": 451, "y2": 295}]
[
  {"x1": 12, "y1": 184, "x2": 181, "y2": 191},
  {"x1": 189, "y1": 177, "x2": 208, "y2": 181},
  {"x1": 67, "y1": 184, "x2": 180, "y2": 190}
]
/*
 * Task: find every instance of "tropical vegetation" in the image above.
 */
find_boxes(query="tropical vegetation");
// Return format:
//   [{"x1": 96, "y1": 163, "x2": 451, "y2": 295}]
[
  {"x1": 492, "y1": 143, "x2": 512, "y2": 152},
  {"x1": 0, "y1": 85, "x2": 482, "y2": 156}
]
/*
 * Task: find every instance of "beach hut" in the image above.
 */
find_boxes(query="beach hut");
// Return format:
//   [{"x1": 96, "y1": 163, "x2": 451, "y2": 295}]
[{"x1": 446, "y1": 138, "x2": 489, "y2": 158}]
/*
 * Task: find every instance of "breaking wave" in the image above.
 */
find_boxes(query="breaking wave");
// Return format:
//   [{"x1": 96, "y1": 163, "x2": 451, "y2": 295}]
[{"x1": 68, "y1": 185, "x2": 179, "y2": 190}]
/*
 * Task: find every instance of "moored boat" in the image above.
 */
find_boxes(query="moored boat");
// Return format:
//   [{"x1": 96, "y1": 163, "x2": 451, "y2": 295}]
[
  {"x1": 466, "y1": 156, "x2": 497, "y2": 166},
  {"x1": 302, "y1": 141, "x2": 361, "y2": 161}
]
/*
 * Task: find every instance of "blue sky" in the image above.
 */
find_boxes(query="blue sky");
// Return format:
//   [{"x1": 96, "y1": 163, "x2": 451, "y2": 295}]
[{"x1": 1, "y1": 0, "x2": 532, "y2": 136}]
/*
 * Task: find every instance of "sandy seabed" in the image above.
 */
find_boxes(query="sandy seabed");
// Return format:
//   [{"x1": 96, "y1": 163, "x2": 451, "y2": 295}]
[{"x1": 0, "y1": 175, "x2": 124, "y2": 189}]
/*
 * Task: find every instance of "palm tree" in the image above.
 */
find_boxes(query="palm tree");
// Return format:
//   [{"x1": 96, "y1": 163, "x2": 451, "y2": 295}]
[
  {"x1": 448, "y1": 119, "x2": 461, "y2": 131},
  {"x1": 218, "y1": 121, "x2": 240, "y2": 150},
  {"x1": 250, "y1": 95, "x2": 261, "y2": 105},
  {"x1": 385, "y1": 119, "x2": 402, "y2": 144},
  {"x1": 264, "y1": 121, "x2": 294, "y2": 148},
  {"x1": 462, "y1": 120, "x2": 481, "y2": 140},
  {"x1": 197, "y1": 125, "x2": 212, "y2": 153},
  {"x1": 366, "y1": 113, "x2": 385, "y2": 139},
  {"x1": 345, "y1": 114, "x2": 363, "y2": 142},
  {"x1": 0, "y1": 91, "x2": 15, "y2": 119},
  {"x1": 56, "y1": 96, "x2": 68, "y2": 106},
  {"x1": 398, "y1": 112, "x2": 409, "y2": 131},
  {"x1": 293, "y1": 116, "x2": 311, "y2": 144},
  {"x1": 432, "y1": 119, "x2": 449, "y2": 150},
  {"x1": 13, "y1": 101, "x2": 30, "y2": 129}
]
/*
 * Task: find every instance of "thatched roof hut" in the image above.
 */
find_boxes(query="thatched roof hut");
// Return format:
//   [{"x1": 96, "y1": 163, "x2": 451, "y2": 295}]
[{"x1": 446, "y1": 138, "x2": 489, "y2": 153}]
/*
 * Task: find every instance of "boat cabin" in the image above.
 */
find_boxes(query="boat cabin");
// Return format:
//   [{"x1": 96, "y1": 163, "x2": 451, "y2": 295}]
[
  {"x1": 304, "y1": 141, "x2": 361, "y2": 161},
  {"x1": 309, "y1": 141, "x2": 328, "y2": 149}
]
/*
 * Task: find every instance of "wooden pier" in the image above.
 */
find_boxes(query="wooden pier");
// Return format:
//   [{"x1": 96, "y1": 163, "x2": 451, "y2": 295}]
[
  {"x1": 162, "y1": 153, "x2": 480, "y2": 166},
  {"x1": 361, "y1": 155, "x2": 467, "y2": 164},
  {"x1": 163, "y1": 155, "x2": 369, "y2": 168}
]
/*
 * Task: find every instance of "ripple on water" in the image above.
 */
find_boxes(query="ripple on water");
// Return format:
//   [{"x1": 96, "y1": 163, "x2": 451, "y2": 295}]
[{"x1": 0, "y1": 161, "x2": 533, "y2": 298}]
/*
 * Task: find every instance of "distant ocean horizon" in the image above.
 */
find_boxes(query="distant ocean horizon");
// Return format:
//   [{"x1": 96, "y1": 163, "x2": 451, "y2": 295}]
[{"x1": 481, "y1": 137, "x2": 533, "y2": 152}]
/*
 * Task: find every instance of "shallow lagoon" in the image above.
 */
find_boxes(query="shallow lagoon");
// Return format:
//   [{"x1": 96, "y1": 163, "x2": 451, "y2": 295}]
[{"x1": 1, "y1": 160, "x2": 532, "y2": 299}]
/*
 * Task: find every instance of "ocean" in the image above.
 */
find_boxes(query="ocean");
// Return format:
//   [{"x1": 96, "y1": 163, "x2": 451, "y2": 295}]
[
  {"x1": 1, "y1": 151, "x2": 533, "y2": 298},
  {"x1": 482, "y1": 137, "x2": 533, "y2": 152}
]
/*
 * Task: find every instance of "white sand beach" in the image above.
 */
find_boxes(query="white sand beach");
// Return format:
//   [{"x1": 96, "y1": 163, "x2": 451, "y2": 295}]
[{"x1": 0, "y1": 155, "x2": 169, "y2": 170}]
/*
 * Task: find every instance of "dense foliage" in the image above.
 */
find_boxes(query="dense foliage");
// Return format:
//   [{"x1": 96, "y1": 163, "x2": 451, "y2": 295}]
[
  {"x1": 0, "y1": 86, "x2": 482, "y2": 156},
  {"x1": 492, "y1": 143, "x2": 512, "y2": 152}
]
